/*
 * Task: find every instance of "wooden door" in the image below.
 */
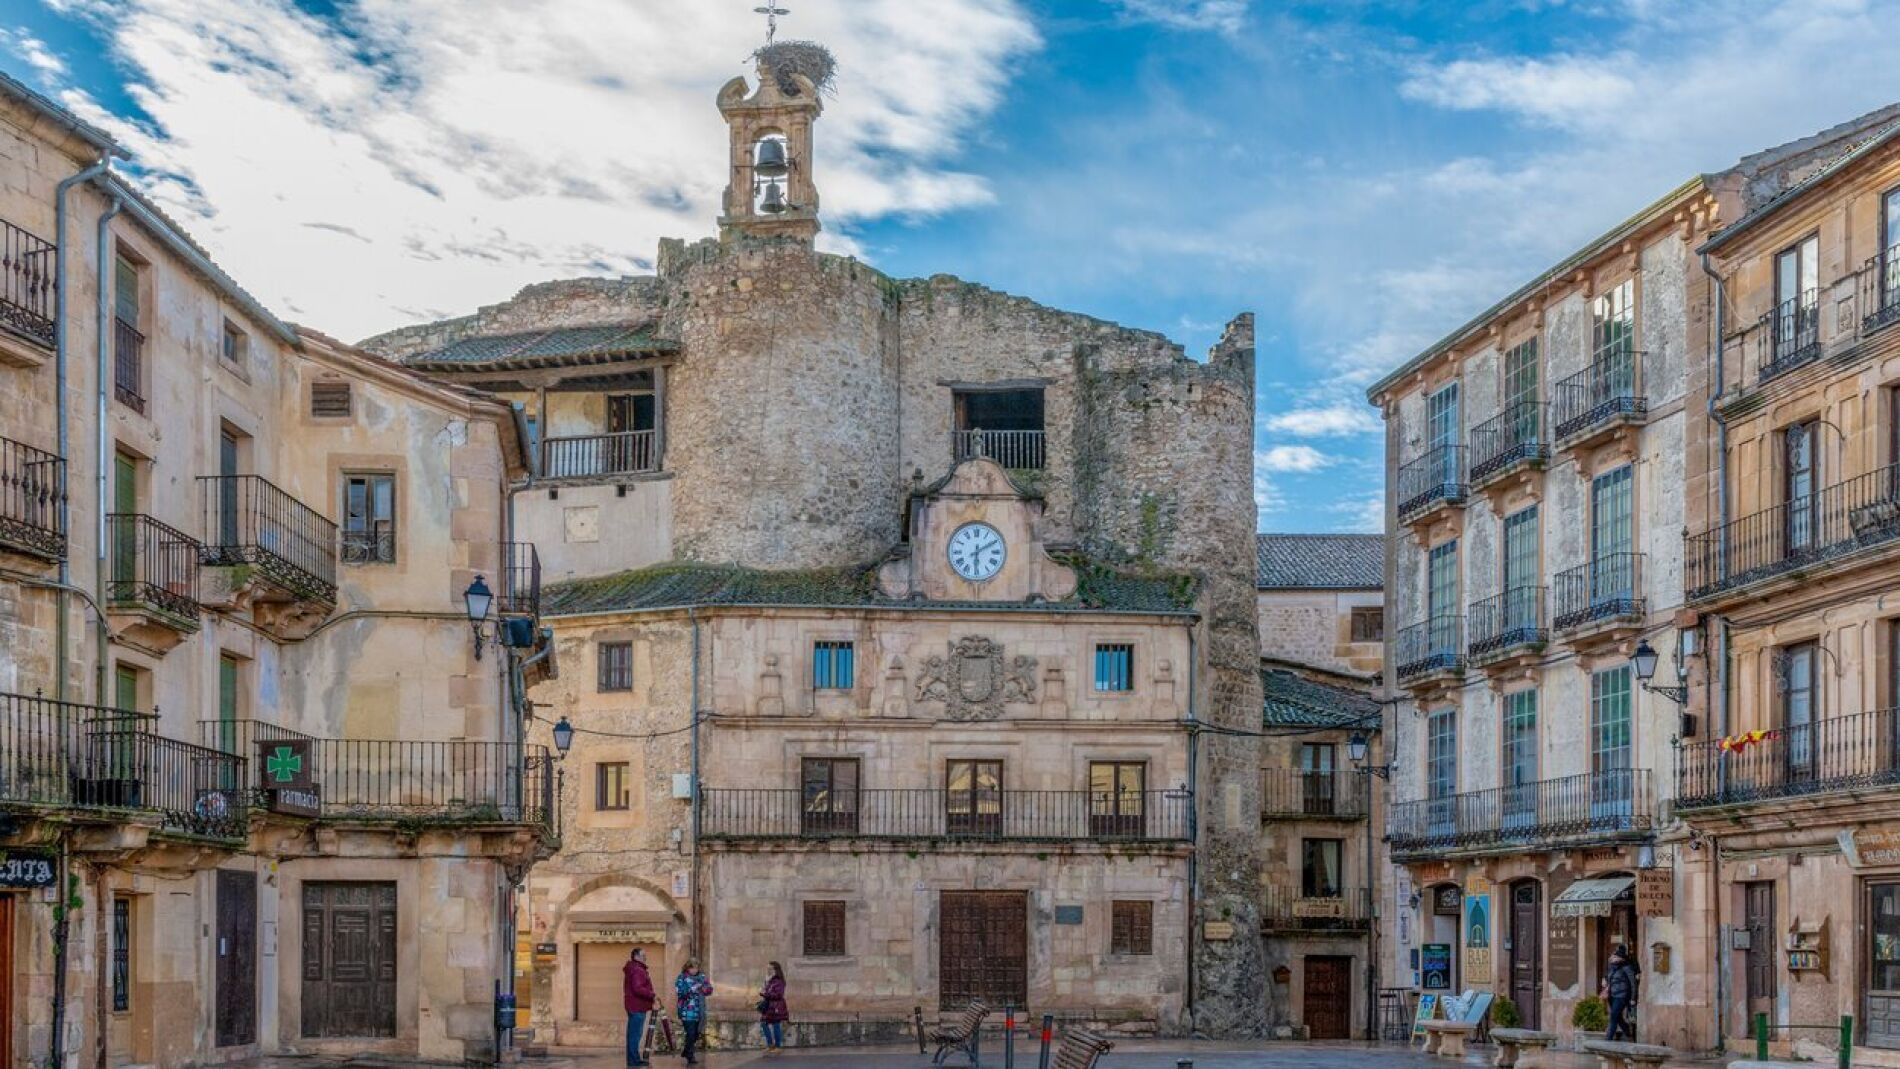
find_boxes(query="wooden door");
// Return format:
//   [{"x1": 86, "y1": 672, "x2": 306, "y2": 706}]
[
  {"x1": 216, "y1": 871, "x2": 257, "y2": 1046},
  {"x1": 1744, "y1": 882, "x2": 1776, "y2": 1025},
  {"x1": 1302, "y1": 956, "x2": 1352, "y2": 1040},
  {"x1": 301, "y1": 882, "x2": 397, "y2": 1038},
  {"x1": 1509, "y1": 882, "x2": 1542, "y2": 1029},
  {"x1": 218, "y1": 430, "x2": 240, "y2": 547},
  {"x1": 939, "y1": 892, "x2": 1026, "y2": 1010}
]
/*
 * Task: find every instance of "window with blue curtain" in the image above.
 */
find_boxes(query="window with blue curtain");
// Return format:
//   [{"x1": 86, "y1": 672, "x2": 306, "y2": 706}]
[
  {"x1": 813, "y1": 641, "x2": 854, "y2": 690},
  {"x1": 1094, "y1": 644, "x2": 1134, "y2": 692}
]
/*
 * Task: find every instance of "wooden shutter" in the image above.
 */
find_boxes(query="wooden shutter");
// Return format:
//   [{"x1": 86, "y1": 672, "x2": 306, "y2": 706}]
[
  {"x1": 802, "y1": 901, "x2": 846, "y2": 957},
  {"x1": 1111, "y1": 900, "x2": 1152, "y2": 955},
  {"x1": 312, "y1": 381, "x2": 352, "y2": 418}
]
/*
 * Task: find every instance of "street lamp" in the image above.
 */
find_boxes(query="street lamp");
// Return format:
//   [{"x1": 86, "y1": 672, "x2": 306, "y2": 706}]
[
  {"x1": 464, "y1": 575, "x2": 494, "y2": 660},
  {"x1": 1347, "y1": 731, "x2": 1390, "y2": 779},
  {"x1": 1346, "y1": 726, "x2": 1390, "y2": 1041},
  {"x1": 551, "y1": 716, "x2": 575, "y2": 760},
  {"x1": 1631, "y1": 638, "x2": 1688, "y2": 705}
]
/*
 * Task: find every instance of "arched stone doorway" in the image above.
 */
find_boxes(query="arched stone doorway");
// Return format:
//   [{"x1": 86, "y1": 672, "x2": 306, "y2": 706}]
[{"x1": 543, "y1": 877, "x2": 688, "y2": 1047}]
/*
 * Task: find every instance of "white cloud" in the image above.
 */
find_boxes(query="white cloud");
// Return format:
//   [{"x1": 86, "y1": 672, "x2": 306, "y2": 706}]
[
  {"x1": 1264, "y1": 403, "x2": 1380, "y2": 438},
  {"x1": 37, "y1": 0, "x2": 1040, "y2": 338},
  {"x1": 0, "y1": 29, "x2": 68, "y2": 77},
  {"x1": 1114, "y1": 1, "x2": 1249, "y2": 35},
  {"x1": 1256, "y1": 444, "x2": 1333, "y2": 473},
  {"x1": 1399, "y1": 54, "x2": 1638, "y2": 130}
]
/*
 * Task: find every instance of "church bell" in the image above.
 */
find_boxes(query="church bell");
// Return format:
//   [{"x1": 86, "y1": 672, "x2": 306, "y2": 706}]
[
  {"x1": 758, "y1": 180, "x2": 788, "y2": 214},
  {"x1": 754, "y1": 137, "x2": 790, "y2": 177}
]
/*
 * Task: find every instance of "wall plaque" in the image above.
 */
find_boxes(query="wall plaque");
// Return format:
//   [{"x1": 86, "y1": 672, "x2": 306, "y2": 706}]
[
  {"x1": 1202, "y1": 920, "x2": 1235, "y2": 941},
  {"x1": 1844, "y1": 824, "x2": 1900, "y2": 868},
  {"x1": 1433, "y1": 885, "x2": 1462, "y2": 916},
  {"x1": 1637, "y1": 868, "x2": 1674, "y2": 919},
  {"x1": 1054, "y1": 905, "x2": 1084, "y2": 925},
  {"x1": 1547, "y1": 870, "x2": 1580, "y2": 990},
  {"x1": 0, "y1": 848, "x2": 57, "y2": 888}
]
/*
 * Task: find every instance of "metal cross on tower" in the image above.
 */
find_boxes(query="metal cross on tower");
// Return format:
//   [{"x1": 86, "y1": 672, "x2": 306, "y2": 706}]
[{"x1": 753, "y1": 3, "x2": 790, "y2": 43}]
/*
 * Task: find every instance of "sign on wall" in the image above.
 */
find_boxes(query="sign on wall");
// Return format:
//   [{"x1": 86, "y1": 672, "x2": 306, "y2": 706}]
[
  {"x1": 257, "y1": 738, "x2": 321, "y2": 817},
  {"x1": 1843, "y1": 825, "x2": 1900, "y2": 868},
  {"x1": 1547, "y1": 870, "x2": 1580, "y2": 990},
  {"x1": 1637, "y1": 869, "x2": 1675, "y2": 919},
  {"x1": 1433, "y1": 885, "x2": 1462, "y2": 916},
  {"x1": 1421, "y1": 943, "x2": 1453, "y2": 990},
  {"x1": 0, "y1": 848, "x2": 57, "y2": 888},
  {"x1": 1464, "y1": 876, "x2": 1493, "y2": 986}
]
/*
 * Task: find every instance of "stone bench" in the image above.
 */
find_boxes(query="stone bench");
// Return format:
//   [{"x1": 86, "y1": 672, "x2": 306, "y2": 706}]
[
  {"x1": 1490, "y1": 1028, "x2": 1560, "y2": 1067},
  {"x1": 1580, "y1": 1039, "x2": 1675, "y2": 1069},
  {"x1": 1727, "y1": 1063, "x2": 1809, "y2": 1069},
  {"x1": 1422, "y1": 1019, "x2": 1480, "y2": 1057}
]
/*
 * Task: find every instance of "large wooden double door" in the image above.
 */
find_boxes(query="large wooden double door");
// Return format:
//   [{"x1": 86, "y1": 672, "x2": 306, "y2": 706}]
[
  {"x1": 1509, "y1": 882, "x2": 1542, "y2": 1030},
  {"x1": 1302, "y1": 956, "x2": 1352, "y2": 1039},
  {"x1": 302, "y1": 882, "x2": 397, "y2": 1038},
  {"x1": 939, "y1": 892, "x2": 1026, "y2": 1010}
]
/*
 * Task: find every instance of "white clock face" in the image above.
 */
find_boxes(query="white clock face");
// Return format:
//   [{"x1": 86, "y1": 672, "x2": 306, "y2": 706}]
[{"x1": 948, "y1": 522, "x2": 1006, "y2": 582}]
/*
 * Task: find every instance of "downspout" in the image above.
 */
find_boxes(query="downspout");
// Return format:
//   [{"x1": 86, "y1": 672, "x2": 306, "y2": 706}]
[
  {"x1": 1183, "y1": 622, "x2": 1198, "y2": 1031},
  {"x1": 1697, "y1": 248, "x2": 1731, "y2": 1049},
  {"x1": 53, "y1": 157, "x2": 112, "y2": 703},
  {"x1": 92, "y1": 194, "x2": 123, "y2": 706},
  {"x1": 688, "y1": 607, "x2": 703, "y2": 964}
]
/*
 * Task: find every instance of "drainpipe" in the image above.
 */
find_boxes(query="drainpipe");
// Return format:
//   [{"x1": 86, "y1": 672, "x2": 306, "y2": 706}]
[
  {"x1": 53, "y1": 157, "x2": 111, "y2": 702},
  {"x1": 91, "y1": 194, "x2": 122, "y2": 706},
  {"x1": 1697, "y1": 248, "x2": 1732, "y2": 1051},
  {"x1": 688, "y1": 607, "x2": 703, "y2": 964},
  {"x1": 1183, "y1": 623, "x2": 1198, "y2": 1032}
]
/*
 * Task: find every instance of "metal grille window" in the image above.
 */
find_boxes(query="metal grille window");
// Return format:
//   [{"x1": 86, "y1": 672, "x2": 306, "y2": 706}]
[
  {"x1": 595, "y1": 762, "x2": 630, "y2": 811},
  {"x1": 112, "y1": 897, "x2": 130, "y2": 1012},
  {"x1": 802, "y1": 900, "x2": 846, "y2": 957},
  {"x1": 1350, "y1": 607, "x2": 1383, "y2": 642},
  {"x1": 1110, "y1": 901, "x2": 1153, "y2": 956},
  {"x1": 597, "y1": 642, "x2": 633, "y2": 692},
  {"x1": 1593, "y1": 280, "x2": 1636, "y2": 364},
  {"x1": 1502, "y1": 338, "x2": 1539, "y2": 411},
  {"x1": 1094, "y1": 644, "x2": 1134, "y2": 692},
  {"x1": 113, "y1": 256, "x2": 144, "y2": 412},
  {"x1": 311, "y1": 381, "x2": 352, "y2": 418},
  {"x1": 813, "y1": 641, "x2": 854, "y2": 690},
  {"x1": 341, "y1": 473, "x2": 395, "y2": 563},
  {"x1": 1301, "y1": 839, "x2": 1343, "y2": 898}
]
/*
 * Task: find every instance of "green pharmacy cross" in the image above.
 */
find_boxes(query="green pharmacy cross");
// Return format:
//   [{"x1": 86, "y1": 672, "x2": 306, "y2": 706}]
[{"x1": 266, "y1": 745, "x2": 303, "y2": 784}]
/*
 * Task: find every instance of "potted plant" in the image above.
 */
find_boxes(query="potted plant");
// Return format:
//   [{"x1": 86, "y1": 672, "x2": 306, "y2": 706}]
[
  {"x1": 1492, "y1": 996, "x2": 1522, "y2": 1030},
  {"x1": 1571, "y1": 995, "x2": 1610, "y2": 1048}
]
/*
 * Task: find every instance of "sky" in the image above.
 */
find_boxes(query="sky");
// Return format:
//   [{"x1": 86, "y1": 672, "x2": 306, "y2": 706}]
[{"x1": 6, "y1": 0, "x2": 1900, "y2": 532}]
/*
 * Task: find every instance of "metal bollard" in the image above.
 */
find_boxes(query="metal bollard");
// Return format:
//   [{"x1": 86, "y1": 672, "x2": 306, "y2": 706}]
[
  {"x1": 1840, "y1": 1015, "x2": 1854, "y2": 1069},
  {"x1": 1004, "y1": 1004, "x2": 1016, "y2": 1069},
  {"x1": 914, "y1": 1006, "x2": 927, "y2": 1054},
  {"x1": 1754, "y1": 1012, "x2": 1769, "y2": 1062},
  {"x1": 1037, "y1": 1013, "x2": 1054, "y2": 1069}
]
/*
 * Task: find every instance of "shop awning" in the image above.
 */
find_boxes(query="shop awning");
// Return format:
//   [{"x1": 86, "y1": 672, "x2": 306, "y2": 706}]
[{"x1": 1552, "y1": 876, "x2": 1635, "y2": 918}]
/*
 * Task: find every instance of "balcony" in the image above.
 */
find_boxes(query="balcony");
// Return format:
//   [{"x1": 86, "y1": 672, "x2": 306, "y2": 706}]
[
  {"x1": 0, "y1": 690, "x2": 248, "y2": 843},
  {"x1": 106, "y1": 513, "x2": 202, "y2": 648},
  {"x1": 1397, "y1": 446, "x2": 1467, "y2": 528},
  {"x1": 1388, "y1": 769, "x2": 1653, "y2": 860},
  {"x1": 1262, "y1": 886, "x2": 1372, "y2": 933},
  {"x1": 1394, "y1": 615, "x2": 1464, "y2": 692},
  {"x1": 198, "y1": 474, "x2": 337, "y2": 632},
  {"x1": 499, "y1": 540, "x2": 541, "y2": 619},
  {"x1": 1467, "y1": 586, "x2": 1547, "y2": 669},
  {"x1": 1552, "y1": 552, "x2": 1644, "y2": 644},
  {"x1": 697, "y1": 787, "x2": 1192, "y2": 844},
  {"x1": 1552, "y1": 350, "x2": 1645, "y2": 449},
  {"x1": 1260, "y1": 768, "x2": 1368, "y2": 821},
  {"x1": 1685, "y1": 463, "x2": 1900, "y2": 603},
  {"x1": 1677, "y1": 707, "x2": 1900, "y2": 812},
  {"x1": 113, "y1": 317, "x2": 145, "y2": 414},
  {"x1": 953, "y1": 428, "x2": 1046, "y2": 471},
  {"x1": 541, "y1": 429, "x2": 658, "y2": 480},
  {"x1": 0, "y1": 219, "x2": 56, "y2": 357},
  {"x1": 1866, "y1": 245, "x2": 1900, "y2": 334},
  {"x1": 1756, "y1": 291, "x2": 1822, "y2": 384},
  {"x1": 1469, "y1": 402, "x2": 1548, "y2": 494},
  {"x1": 0, "y1": 435, "x2": 66, "y2": 561},
  {"x1": 200, "y1": 718, "x2": 558, "y2": 842}
]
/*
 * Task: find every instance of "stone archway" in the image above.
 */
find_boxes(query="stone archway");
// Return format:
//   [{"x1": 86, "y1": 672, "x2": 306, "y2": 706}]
[{"x1": 543, "y1": 875, "x2": 690, "y2": 1045}]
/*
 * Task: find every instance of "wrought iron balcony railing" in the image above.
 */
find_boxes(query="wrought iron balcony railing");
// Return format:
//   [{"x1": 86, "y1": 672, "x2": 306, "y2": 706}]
[
  {"x1": 1394, "y1": 615, "x2": 1463, "y2": 682},
  {"x1": 1468, "y1": 586, "x2": 1547, "y2": 659},
  {"x1": 1388, "y1": 769, "x2": 1652, "y2": 858},
  {"x1": 1397, "y1": 445, "x2": 1467, "y2": 521},
  {"x1": 107, "y1": 513, "x2": 202, "y2": 623},
  {"x1": 1469, "y1": 402, "x2": 1548, "y2": 484},
  {"x1": 0, "y1": 434, "x2": 66, "y2": 561},
  {"x1": 0, "y1": 218, "x2": 56, "y2": 348},
  {"x1": 113, "y1": 317, "x2": 145, "y2": 413},
  {"x1": 1685, "y1": 463, "x2": 1900, "y2": 601},
  {"x1": 542, "y1": 429, "x2": 658, "y2": 479},
  {"x1": 1677, "y1": 707, "x2": 1900, "y2": 810},
  {"x1": 1757, "y1": 291, "x2": 1822, "y2": 383},
  {"x1": 1866, "y1": 245, "x2": 1900, "y2": 334},
  {"x1": 953, "y1": 428, "x2": 1046, "y2": 471},
  {"x1": 198, "y1": 474, "x2": 338, "y2": 604},
  {"x1": 1262, "y1": 885, "x2": 1373, "y2": 931},
  {"x1": 697, "y1": 787, "x2": 1192, "y2": 843},
  {"x1": 1552, "y1": 350, "x2": 1644, "y2": 441},
  {"x1": 1260, "y1": 769, "x2": 1368, "y2": 820},
  {"x1": 199, "y1": 718, "x2": 556, "y2": 835},
  {"x1": 1552, "y1": 552, "x2": 1644, "y2": 630},
  {"x1": 499, "y1": 541, "x2": 541, "y2": 618},
  {"x1": 0, "y1": 690, "x2": 248, "y2": 841}
]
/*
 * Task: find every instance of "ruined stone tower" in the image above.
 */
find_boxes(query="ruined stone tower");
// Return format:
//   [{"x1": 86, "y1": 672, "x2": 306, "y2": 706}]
[{"x1": 716, "y1": 49, "x2": 824, "y2": 243}]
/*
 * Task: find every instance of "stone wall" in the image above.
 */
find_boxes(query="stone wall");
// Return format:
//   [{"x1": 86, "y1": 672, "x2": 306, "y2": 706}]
[{"x1": 1256, "y1": 589, "x2": 1382, "y2": 676}]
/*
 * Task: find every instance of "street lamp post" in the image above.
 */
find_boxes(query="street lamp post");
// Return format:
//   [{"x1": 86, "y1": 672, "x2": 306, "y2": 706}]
[
  {"x1": 464, "y1": 575, "x2": 495, "y2": 660},
  {"x1": 1631, "y1": 637, "x2": 1689, "y2": 706},
  {"x1": 1347, "y1": 729, "x2": 1392, "y2": 1041}
]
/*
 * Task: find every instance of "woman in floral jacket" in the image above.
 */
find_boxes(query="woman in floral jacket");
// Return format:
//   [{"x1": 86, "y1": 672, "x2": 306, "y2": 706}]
[{"x1": 674, "y1": 959, "x2": 713, "y2": 1065}]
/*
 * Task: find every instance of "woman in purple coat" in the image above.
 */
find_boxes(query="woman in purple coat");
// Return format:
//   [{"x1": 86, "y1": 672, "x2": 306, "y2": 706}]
[{"x1": 758, "y1": 961, "x2": 789, "y2": 1053}]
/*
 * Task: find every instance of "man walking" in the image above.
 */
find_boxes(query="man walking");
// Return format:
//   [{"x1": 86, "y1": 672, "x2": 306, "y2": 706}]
[{"x1": 623, "y1": 948, "x2": 656, "y2": 1067}]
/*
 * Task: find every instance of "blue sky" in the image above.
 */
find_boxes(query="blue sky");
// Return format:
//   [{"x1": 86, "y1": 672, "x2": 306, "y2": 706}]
[{"x1": 8, "y1": 0, "x2": 1900, "y2": 532}]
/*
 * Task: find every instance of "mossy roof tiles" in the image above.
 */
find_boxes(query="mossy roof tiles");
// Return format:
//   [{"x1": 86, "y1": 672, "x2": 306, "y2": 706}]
[
  {"x1": 1260, "y1": 668, "x2": 1379, "y2": 729},
  {"x1": 407, "y1": 323, "x2": 679, "y2": 369}
]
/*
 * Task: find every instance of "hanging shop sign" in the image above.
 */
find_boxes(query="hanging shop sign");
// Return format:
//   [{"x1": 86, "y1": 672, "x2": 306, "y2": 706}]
[
  {"x1": 1843, "y1": 824, "x2": 1900, "y2": 869},
  {"x1": 1433, "y1": 885, "x2": 1463, "y2": 916},
  {"x1": 257, "y1": 738, "x2": 320, "y2": 816},
  {"x1": 1637, "y1": 869, "x2": 1675, "y2": 919},
  {"x1": 0, "y1": 848, "x2": 58, "y2": 888}
]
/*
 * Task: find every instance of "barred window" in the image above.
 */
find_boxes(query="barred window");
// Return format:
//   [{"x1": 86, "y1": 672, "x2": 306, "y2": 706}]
[
  {"x1": 813, "y1": 641, "x2": 854, "y2": 690},
  {"x1": 112, "y1": 897, "x2": 131, "y2": 1012},
  {"x1": 803, "y1": 900, "x2": 846, "y2": 957},
  {"x1": 595, "y1": 762, "x2": 630, "y2": 811},
  {"x1": 598, "y1": 642, "x2": 633, "y2": 692},
  {"x1": 1110, "y1": 900, "x2": 1152, "y2": 956},
  {"x1": 1094, "y1": 644, "x2": 1134, "y2": 692}
]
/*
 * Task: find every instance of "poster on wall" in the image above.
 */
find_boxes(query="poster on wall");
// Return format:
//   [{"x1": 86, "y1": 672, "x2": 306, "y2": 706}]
[
  {"x1": 1464, "y1": 877, "x2": 1493, "y2": 986},
  {"x1": 1422, "y1": 943, "x2": 1453, "y2": 990},
  {"x1": 1547, "y1": 869, "x2": 1580, "y2": 990}
]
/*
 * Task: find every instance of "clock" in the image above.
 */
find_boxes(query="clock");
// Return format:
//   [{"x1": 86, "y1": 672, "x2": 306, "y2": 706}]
[{"x1": 947, "y1": 522, "x2": 1006, "y2": 582}]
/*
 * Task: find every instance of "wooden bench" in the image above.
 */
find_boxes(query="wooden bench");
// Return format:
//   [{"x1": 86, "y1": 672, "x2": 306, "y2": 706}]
[
  {"x1": 1421, "y1": 1019, "x2": 1479, "y2": 1057},
  {"x1": 1490, "y1": 1028, "x2": 1559, "y2": 1067},
  {"x1": 1050, "y1": 1030, "x2": 1114, "y2": 1069},
  {"x1": 1580, "y1": 1039, "x2": 1675, "y2": 1069},
  {"x1": 928, "y1": 1000, "x2": 992, "y2": 1067}
]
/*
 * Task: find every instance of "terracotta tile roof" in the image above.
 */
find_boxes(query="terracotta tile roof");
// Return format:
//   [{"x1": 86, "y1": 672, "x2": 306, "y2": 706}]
[
  {"x1": 405, "y1": 323, "x2": 679, "y2": 370},
  {"x1": 1255, "y1": 533, "x2": 1384, "y2": 589},
  {"x1": 1261, "y1": 668, "x2": 1379, "y2": 729}
]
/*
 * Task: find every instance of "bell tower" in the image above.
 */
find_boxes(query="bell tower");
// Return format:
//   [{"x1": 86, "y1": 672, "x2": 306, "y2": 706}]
[{"x1": 717, "y1": 40, "x2": 828, "y2": 243}]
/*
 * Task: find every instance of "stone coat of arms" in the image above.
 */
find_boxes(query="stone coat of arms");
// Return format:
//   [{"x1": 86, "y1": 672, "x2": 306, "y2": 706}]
[{"x1": 915, "y1": 636, "x2": 1037, "y2": 721}]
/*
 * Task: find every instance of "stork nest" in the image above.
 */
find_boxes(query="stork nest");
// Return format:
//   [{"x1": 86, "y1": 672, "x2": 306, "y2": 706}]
[{"x1": 754, "y1": 40, "x2": 836, "y2": 97}]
